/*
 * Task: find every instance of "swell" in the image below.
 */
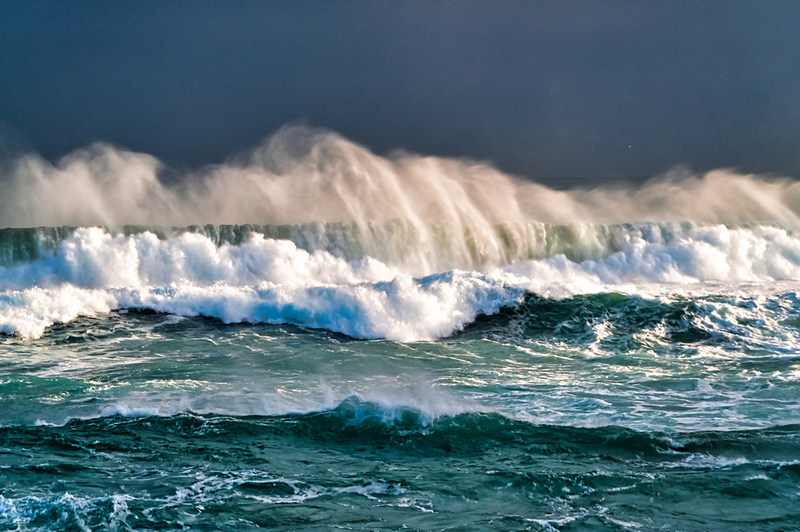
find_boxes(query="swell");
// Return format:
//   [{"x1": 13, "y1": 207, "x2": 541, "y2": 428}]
[
  {"x1": 4, "y1": 401, "x2": 800, "y2": 464},
  {"x1": 2, "y1": 221, "x2": 800, "y2": 340},
  {"x1": 0, "y1": 221, "x2": 635, "y2": 269},
  {"x1": 457, "y1": 291, "x2": 712, "y2": 343},
  {"x1": 4, "y1": 407, "x2": 799, "y2": 531},
  {"x1": 1, "y1": 219, "x2": 798, "y2": 271}
]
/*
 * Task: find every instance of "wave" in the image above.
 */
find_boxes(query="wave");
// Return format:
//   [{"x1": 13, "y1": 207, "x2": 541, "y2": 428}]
[
  {"x1": 3, "y1": 219, "x2": 800, "y2": 272},
  {"x1": 7, "y1": 399, "x2": 800, "y2": 464},
  {"x1": 0, "y1": 220, "x2": 680, "y2": 271},
  {"x1": 2, "y1": 125, "x2": 800, "y2": 230},
  {"x1": 1, "y1": 221, "x2": 800, "y2": 339},
  {"x1": 4, "y1": 403, "x2": 800, "y2": 531},
  {"x1": 2, "y1": 126, "x2": 800, "y2": 340}
]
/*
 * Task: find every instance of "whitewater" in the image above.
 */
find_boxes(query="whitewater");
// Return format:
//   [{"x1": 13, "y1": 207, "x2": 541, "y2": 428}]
[{"x1": 1, "y1": 126, "x2": 800, "y2": 530}]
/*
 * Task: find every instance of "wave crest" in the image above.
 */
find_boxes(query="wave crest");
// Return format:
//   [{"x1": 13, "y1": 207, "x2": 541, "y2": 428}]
[
  {"x1": 1, "y1": 221, "x2": 800, "y2": 339},
  {"x1": 2, "y1": 126, "x2": 800, "y2": 230}
]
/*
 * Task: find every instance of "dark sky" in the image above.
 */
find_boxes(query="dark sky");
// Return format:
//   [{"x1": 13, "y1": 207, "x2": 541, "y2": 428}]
[{"x1": 1, "y1": 1, "x2": 799, "y2": 187}]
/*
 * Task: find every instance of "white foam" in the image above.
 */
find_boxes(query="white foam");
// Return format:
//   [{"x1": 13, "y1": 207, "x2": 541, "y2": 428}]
[
  {"x1": 0, "y1": 228, "x2": 524, "y2": 340},
  {"x1": 668, "y1": 454, "x2": 750, "y2": 469},
  {"x1": 99, "y1": 403, "x2": 183, "y2": 419},
  {"x1": 2, "y1": 127, "x2": 800, "y2": 343},
  {"x1": 1, "y1": 220, "x2": 800, "y2": 341},
  {"x1": 0, "y1": 492, "x2": 130, "y2": 531},
  {"x1": 0, "y1": 285, "x2": 113, "y2": 338},
  {"x1": 503, "y1": 222, "x2": 800, "y2": 289}
]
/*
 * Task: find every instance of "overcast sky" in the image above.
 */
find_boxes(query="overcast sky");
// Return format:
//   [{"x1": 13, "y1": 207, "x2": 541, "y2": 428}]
[{"x1": 1, "y1": 1, "x2": 799, "y2": 187}]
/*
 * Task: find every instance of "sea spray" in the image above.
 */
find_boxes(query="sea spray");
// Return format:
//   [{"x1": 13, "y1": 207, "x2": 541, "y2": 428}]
[
  {"x1": 3, "y1": 129, "x2": 800, "y2": 529},
  {"x1": 1, "y1": 221, "x2": 800, "y2": 339},
  {"x1": 3, "y1": 125, "x2": 800, "y2": 228},
  {"x1": 0, "y1": 152, "x2": 800, "y2": 531}
]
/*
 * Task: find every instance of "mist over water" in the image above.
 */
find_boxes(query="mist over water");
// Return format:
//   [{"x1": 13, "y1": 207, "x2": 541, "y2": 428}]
[
  {"x1": 0, "y1": 126, "x2": 799, "y2": 342},
  {"x1": 2, "y1": 125, "x2": 800, "y2": 228},
  {"x1": 3, "y1": 127, "x2": 800, "y2": 530}
]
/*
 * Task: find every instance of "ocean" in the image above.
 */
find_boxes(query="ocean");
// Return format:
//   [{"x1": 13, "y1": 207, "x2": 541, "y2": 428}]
[{"x1": 1, "y1": 128, "x2": 800, "y2": 530}]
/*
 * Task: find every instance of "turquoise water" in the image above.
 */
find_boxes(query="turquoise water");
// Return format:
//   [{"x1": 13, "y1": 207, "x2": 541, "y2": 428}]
[
  {"x1": 3, "y1": 280, "x2": 800, "y2": 530},
  {"x1": 4, "y1": 128, "x2": 800, "y2": 530}
]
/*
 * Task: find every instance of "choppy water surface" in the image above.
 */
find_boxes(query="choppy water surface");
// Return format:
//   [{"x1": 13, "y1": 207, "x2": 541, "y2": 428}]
[
  {"x1": 3, "y1": 285, "x2": 800, "y2": 530},
  {"x1": 3, "y1": 130, "x2": 800, "y2": 529}
]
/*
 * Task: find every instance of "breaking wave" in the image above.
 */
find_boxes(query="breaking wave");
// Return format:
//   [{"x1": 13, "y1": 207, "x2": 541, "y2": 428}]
[
  {"x1": 1, "y1": 126, "x2": 799, "y2": 340},
  {"x1": 0, "y1": 222, "x2": 798, "y2": 340},
  {"x1": 2, "y1": 125, "x2": 800, "y2": 229}
]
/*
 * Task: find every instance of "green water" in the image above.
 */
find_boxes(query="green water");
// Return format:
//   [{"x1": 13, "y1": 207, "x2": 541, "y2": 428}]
[{"x1": 2, "y1": 293, "x2": 800, "y2": 530}]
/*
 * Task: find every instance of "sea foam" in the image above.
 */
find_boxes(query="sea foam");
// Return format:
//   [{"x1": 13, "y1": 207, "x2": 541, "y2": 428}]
[
  {"x1": 2, "y1": 127, "x2": 800, "y2": 340},
  {"x1": 0, "y1": 221, "x2": 799, "y2": 339},
  {"x1": 0, "y1": 228, "x2": 524, "y2": 340}
]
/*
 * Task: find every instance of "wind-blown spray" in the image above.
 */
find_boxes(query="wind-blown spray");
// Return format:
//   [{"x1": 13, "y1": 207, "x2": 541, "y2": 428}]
[
  {"x1": 3, "y1": 125, "x2": 800, "y2": 229},
  {"x1": 1, "y1": 126, "x2": 800, "y2": 340}
]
